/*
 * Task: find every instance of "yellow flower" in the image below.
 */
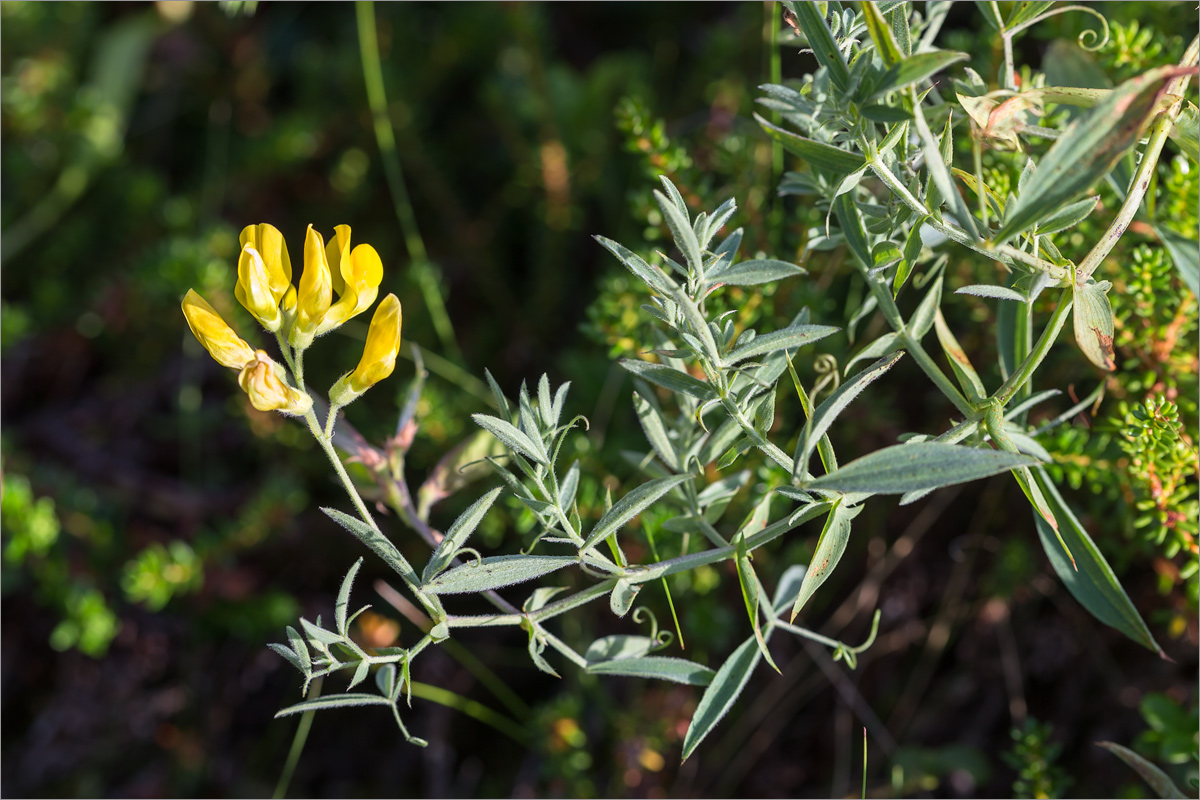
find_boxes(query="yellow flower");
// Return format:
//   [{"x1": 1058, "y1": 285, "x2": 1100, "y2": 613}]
[
  {"x1": 181, "y1": 289, "x2": 256, "y2": 370},
  {"x1": 238, "y1": 350, "x2": 313, "y2": 415},
  {"x1": 329, "y1": 293, "x2": 402, "y2": 406},
  {"x1": 318, "y1": 225, "x2": 383, "y2": 335},
  {"x1": 290, "y1": 224, "x2": 333, "y2": 348},
  {"x1": 238, "y1": 223, "x2": 293, "y2": 309},
  {"x1": 234, "y1": 246, "x2": 283, "y2": 331}
]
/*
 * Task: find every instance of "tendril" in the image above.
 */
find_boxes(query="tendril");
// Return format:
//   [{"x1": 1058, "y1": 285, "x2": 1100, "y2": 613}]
[
  {"x1": 455, "y1": 547, "x2": 482, "y2": 568},
  {"x1": 632, "y1": 606, "x2": 660, "y2": 642},
  {"x1": 812, "y1": 353, "x2": 840, "y2": 399}
]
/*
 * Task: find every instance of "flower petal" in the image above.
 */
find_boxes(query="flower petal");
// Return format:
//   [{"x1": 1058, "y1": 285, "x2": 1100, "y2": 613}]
[{"x1": 182, "y1": 289, "x2": 256, "y2": 370}]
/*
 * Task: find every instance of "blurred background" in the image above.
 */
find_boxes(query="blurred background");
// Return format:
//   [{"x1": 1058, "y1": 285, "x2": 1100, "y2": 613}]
[{"x1": 2, "y1": 2, "x2": 1196, "y2": 797}]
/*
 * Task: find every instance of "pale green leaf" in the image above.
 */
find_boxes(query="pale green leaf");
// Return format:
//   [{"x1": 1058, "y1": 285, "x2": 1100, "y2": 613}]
[
  {"x1": 594, "y1": 235, "x2": 677, "y2": 295},
  {"x1": 755, "y1": 113, "x2": 866, "y2": 175},
  {"x1": 587, "y1": 656, "x2": 715, "y2": 685},
  {"x1": 681, "y1": 636, "x2": 761, "y2": 761},
  {"x1": 585, "y1": 635, "x2": 659, "y2": 663},
  {"x1": 790, "y1": 500, "x2": 863, "y2": 619},
  {"x1": 1031, "y1": 469, "x2": 1162, "y2": 655},
  {"x1": 582, "y1": 474, "x2": 693, "y2": 551},
  {"x1": 795, "y1": 352, "x2": 905, "y2": 476},
  {"x1": 708, "y1": 258, "x2": 807, "y2": 286},
  {"x1": 1072, "y1": 279, "x2": 1116, "y2": 371},
  {"x1": 619, "y1": 359, "x2": 718, "y2": 401},
  {"x1": 724, "y1": 324, "x2": 839, "y2": 366},
  {"x1": 335, "y1": 558, "x2": 363, "y2": 638},
  {"x1": 274, "y1": 694, "x2": 393, "y2": 717},
  {"x1": 1097, "y1": 742, "x2": 1187, "y2": 799},
  {"x1": 423, "y1": 555, "x2": 576, "y2": 595},
  {"x1": 321, "y1": 508, "x2": 421, "y2": 588},
  {"x1": 876, "y1": 50, "x2": 970, "y2": 97},
  {"x1": 807, "y1": 442, "x2": 1040, "y2": 493},
  {"x1": 472, "y1": 413, "x2": 548, "y2": 466},
  {"x1": 422, "y1": 487, "x2": 504, "y2": 584},
  {"x1": 790, "y1": 1, "x2": 851, "y2": 93}
]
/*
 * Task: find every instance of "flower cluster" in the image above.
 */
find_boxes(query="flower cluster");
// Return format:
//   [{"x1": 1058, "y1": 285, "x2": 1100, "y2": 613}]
[{"x1": 182, "y1": 223, "x2": 401, "y2": 416}]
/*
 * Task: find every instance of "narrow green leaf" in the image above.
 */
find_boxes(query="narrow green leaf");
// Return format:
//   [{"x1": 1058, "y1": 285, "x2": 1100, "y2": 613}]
[
  {"x1": 735, "y1": 528, "x2": 779, "y2": 674},
  {"x1": 996, "y1": 66, "x2": 1197, "y2": 244},
  {"x1": 862, "y1": 1, "x2": 902, "y2": 67},
  {"x1": 790, "y1": 500, "x2": 862, "y2": 620},
  {"x1": 583, "y1": 474, "x2": 693, "y2": 552},
  {"x1": 633, "y1": 390, "x2": 681, "y2": 472},
  {"x1": 913, "y1": 102, "x2": 978, "y2": 238},
  {"x1": 933, "y1": 308, "x2": 987, "y2": 403},
  {"x1": 791, "y1": 0, "x2": 851, "y2": 93},
  {"x1": 588, "y1": 656, "x2": 715, "y2": 686},
  {"x1": 1004, "y1": 1, "x2": 1055, "y2": 29},
  {"x1": 347, "y1": 659, "x2": 370, "y2": 691},
  {"x1": 708, "y1": 258, "x2": 807, "y2": 286},
  {"x1": 321, "y1": 508, "x2": 421, "y2": 588},
  {"x1": 335, "y1": 558, "x2": 363, "y2": 638},
  {"x1": 267, "y1": 642, "x2": 304, "y2": 674},
  {"x1": 755, "y1": 113, "x2": 866, "y2": 175},
  {"x1": 423, "y1": 555, "x2": 576, "y2": 595},
  {"x1": 681, "y1": 636, "x2": 761, "y2": 761},
  {"x1": 956, "y1": 284, "x2": 1027, "y2": 302},
  {"x1": 795, "y1": 352, "x2": 905, "y2": 476},
  {"x1": 585, "y1": 635, "x2": 659, "y2": 663},
  {"x1": 654, "y1": 188, "x2": 702, "y2": 273},
  {"x1": 472, "y1": 413, "x2": 548, "y2": 466},
  {"x1": 1155, "y1": 225, "x2": 1199, "y2": 297},
  {"x1": 1096, "y1": 742, "x2": 1188, "y2": 799},
  {"x1": 286, "y1": 625, "x2": 311, "y2": 672},
  {"x1": 894, "y1": 221, "x2": 924, "y2": 297},
  {"x1": 908, "y1": 272, "x2": 943, "y2": 340},
  {"x1": 1035, "y1": 195, "x2": 1099, "y2": 235},
  {"x1": 724, "y1": 324, "x2": 839, "y2": 366},
  {"x1": 275, "y1": 694, "x2": 393, "y2": 718},
  {"x1": 1031, "y1": 469, "x2": 1162, "y2": 655},
  {"x1": 974, "y1": 1, "x2": 1003, "y2": 30},
  {"x1": 594, "y1": 235, "x2": 677, "y2": 295},
  {"x1": 876, "y1": 50, "x2": 970, "y2": 97},
  {"x1": 834, "y1": 193, "x2": 874, "y2": 271},
  {"x1": 422, "y1": 487, "x2": 504, "y2": 584},
  {"x1": 619, "y1": 358, "x2": 718, "y2": 401},
  {"x1": 885, "y1": 2, "x2": 911, "y2": 56},
  {"x1": 1072, "y1": 279, "x2": 1116, "y2": 371},
  {"x1": 807, "y1": 442, "x2": 1040, "y2": 494}
]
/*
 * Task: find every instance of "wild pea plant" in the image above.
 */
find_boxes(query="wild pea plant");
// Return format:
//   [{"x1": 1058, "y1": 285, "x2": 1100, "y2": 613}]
[{"x1": 183, "y1": 1, "x2": 1198, "y2": 761}]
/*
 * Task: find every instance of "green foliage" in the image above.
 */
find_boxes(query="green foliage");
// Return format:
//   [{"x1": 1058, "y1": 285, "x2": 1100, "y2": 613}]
[{"x1": 1003, "y1": 718, "x2": 1072, "y2": 799}]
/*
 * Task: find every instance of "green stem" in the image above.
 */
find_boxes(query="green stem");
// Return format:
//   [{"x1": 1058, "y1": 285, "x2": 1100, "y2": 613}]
[
  {"x1": 273, "y1": 675, "x2": 322, "y2": 799},
  {"x1": 356, "y1": 1, "x2": 461, "y2": 361},
  {"x1": 993, "y1": 290, "x2": 1073, "y2": 407}
]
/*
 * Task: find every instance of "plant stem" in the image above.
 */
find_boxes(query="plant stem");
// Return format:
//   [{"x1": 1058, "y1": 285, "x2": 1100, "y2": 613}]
[
  {"x1": 273, "y1": 675, "x2": 322, "y2": 799},
  {"x1": 356, "y1": 0, "x2": 462, "y2": 362},
  {"x1": 993, "y1": 290, "x2": 1074, "y2": 407}
]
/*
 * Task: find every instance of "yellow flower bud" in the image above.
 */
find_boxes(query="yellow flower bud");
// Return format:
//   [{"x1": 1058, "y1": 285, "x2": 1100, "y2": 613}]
[
  {"x1": 350, "y1": 293, "x2": 402, "y2": 391},
  {"x1": 239, "y1": 223, "x2": 293, "y2": 308},
  {"x1": 234, "y1": 246, "x2": 283, "y2": 331},
  {"x1": 328, "y1": 294, "x2": 402, "y2": 407},
  {"x1": 238, "y1": 350, "x2": 313, "y2": 415},
  {"x1": 290, "y1": 224, "x2": 333, "y2": 347},
  {"x1": 318, "y1": 239, "x2": 383, "y2": 335},
  {"x1": 326, "y1": 224, "x2": 352, "y2": 297},
  {"x1": 182, "y1": 289, "x2": 256, "y2": 370}
]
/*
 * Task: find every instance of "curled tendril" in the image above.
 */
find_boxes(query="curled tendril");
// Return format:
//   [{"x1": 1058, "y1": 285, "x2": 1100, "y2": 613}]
[
  {"x1": 632, "y1": 606, "x2": 660, "y2": 642},
  {"x1": 1007, "y1": 5, "x2": 1110, "y2": 52},
  {"x1": 455, "y1": 546, "x2": 482, "y2": 568},
  {"x1": 812, "y1": 353, "x2": 840, "y2": 399}
]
